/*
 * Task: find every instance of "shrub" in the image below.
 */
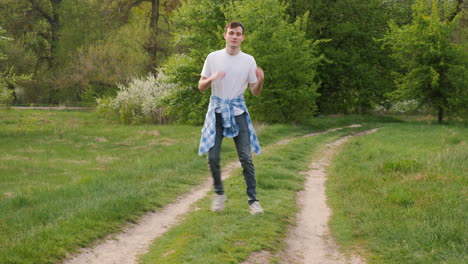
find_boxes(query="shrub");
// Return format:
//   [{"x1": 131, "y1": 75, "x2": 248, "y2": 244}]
[
  {"x1": 97, "y1": 73, "x2": 176, "y2": 124},
  {"x1": 1, "y1": 26, "x2": 31, "y2": 106},
  {"x1": 0, "y1": 84, "x2": 13, "y2": 106}
]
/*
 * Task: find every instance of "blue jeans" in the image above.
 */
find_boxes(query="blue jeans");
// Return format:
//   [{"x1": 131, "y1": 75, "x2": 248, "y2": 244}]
[{"x1": 208, "y1": 113, "x2": 258, "y2": 205}]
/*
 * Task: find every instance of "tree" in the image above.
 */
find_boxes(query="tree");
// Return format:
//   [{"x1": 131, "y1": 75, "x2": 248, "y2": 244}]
[
  {"x1": 0, "y1": 0, "x2": 65, "y2": 104},
  {"x1": 161, "y1": 0, "x2": 230, "y2": 125},
  {"x1": 163, "y1": 0, "x2": 323, "y2": 124},
  {"x1": 224, "y1": 0, "x2": 323, "y2": 123},
  {"x1": 27, "y1": 0, "x2": 62, "y2": 67},
  {"x1": 0, "y1": 0, "x2": 181, "y2": 105},
  {"x1": 111, "y1": 0, "x2": 179, "y2": 73},
  {"x1": 381, "y1": 0, "x2": 467, "y2": 123},
  {"x1": 285, "y1": 0, "x2": 407, "y2": 114}
]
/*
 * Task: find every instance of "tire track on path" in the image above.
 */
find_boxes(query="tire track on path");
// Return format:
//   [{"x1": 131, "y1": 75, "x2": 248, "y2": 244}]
[
  {"x1": 278, "y1": 128, "x2": 380, "y2": 264},
  {"x1": 62, "y1": 125, "x2": 363, "y2": 264}
]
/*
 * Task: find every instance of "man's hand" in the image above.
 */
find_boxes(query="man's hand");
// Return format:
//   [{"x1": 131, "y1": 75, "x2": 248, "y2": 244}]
[
  {"x1": 250, "y1": 67, "x2": 264, "y2": 96},
  {"x1": 198, "y1": 71, "x2": 225, "y2": 92}
]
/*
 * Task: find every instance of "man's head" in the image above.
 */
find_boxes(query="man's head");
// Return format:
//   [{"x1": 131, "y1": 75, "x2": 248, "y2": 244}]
[
  {"x1": 224, "y1": 21, "x2": 245, "y2": 50},
  {"x1": 224, "y1": 21, "x2": 244, "y2": 35}
]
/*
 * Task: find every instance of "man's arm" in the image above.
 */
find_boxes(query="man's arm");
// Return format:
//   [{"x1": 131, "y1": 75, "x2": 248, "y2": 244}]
[
  {"x1": 198, "y1": 72, "x2": 225, "y2": 92},
  {"x1": 249, "y1": 67, "x2": 264, "y2": 96}
]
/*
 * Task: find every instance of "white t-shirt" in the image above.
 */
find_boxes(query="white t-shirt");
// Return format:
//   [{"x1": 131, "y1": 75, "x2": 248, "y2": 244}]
[{"x1": 201, "y1": 49, "x2": 258, "y2": 115}]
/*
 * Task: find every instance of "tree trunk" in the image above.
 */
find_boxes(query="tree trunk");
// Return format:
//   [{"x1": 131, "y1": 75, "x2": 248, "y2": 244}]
[
  {"x1": 28, "y1": 0, "x2": 62, "y2": 67},
  {"x1": 49, "y1": 0, "x2": 62, "y2": 67},
  {"x1": 147, "y1": 0, "x2": 160, "y2": 74},
  {"x1": 438, "y1": 106, "x2": 443, "y2": 124},
  {"x1": 122, "y1": 0, "x2": 162, "y2": 73}
]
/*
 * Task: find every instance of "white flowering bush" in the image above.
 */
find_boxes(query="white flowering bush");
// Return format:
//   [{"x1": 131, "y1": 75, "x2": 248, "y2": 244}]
[
  {"x1": 390, "y1": 100, "x2": 420, "y2": 114},
  {"x1": 372, "y1": 99, "x2": 433, "y2": 115},
  {"x1": 97, "y1": 72, "x2": 177, "y2": 124}
]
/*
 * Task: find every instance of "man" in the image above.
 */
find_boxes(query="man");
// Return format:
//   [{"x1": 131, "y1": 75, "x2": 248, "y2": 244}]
[{"x1": 198, "y1": 21, "x2": 264, "y2": 215}]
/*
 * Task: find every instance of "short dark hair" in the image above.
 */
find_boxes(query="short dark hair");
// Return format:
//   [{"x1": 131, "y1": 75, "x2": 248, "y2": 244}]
[{"x1": 225, "y1": 21, "x2": 244, "y2": 35}]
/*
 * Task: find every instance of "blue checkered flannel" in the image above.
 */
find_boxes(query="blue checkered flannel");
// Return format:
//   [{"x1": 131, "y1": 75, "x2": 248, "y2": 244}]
[{"x1": 198, "y1": 95, "x2": 261, "y2": 156}]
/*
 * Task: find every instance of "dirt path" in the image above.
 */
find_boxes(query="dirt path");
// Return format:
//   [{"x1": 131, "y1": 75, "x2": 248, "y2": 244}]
[
  {"x1": 62, "y1": 125, "x2": 363, "y2": 264},
  {"x1": 278, "y1": 128, "x2": 379, "y2": 264}
]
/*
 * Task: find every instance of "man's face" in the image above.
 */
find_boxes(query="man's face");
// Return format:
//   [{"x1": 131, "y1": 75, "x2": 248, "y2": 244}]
[{"x1": 224, "y1": 26, "x2": 245, "y2": 48}]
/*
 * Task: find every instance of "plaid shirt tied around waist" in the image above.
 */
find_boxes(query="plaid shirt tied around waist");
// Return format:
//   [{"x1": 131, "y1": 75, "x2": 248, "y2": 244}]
[{"x1": 198, "y1": 95, "x2": 261, "y2": 156}]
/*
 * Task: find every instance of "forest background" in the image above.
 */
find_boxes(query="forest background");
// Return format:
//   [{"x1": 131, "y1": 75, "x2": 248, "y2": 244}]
[{"x1": 0, "y1": 0, "x2": 466, "y2": 125}]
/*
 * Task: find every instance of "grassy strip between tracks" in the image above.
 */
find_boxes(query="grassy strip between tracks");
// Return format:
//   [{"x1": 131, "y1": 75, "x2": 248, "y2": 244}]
[
  {"x1": 139, "y1": 125, "x2": 373, "y2": 264},
  {"x1": 0, "y1": 109, "x2": 390, "y2": 264}
]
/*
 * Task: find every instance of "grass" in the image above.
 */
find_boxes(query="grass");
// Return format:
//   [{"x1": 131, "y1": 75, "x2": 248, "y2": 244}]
[
  {"x1": 0, "y1": 109, "x2": 383, "y2": 264},
  {"x1": 327, "y1": 122, "x2": 467, "y2": 264},
  {"x1": 4, "y1": 109, "x2": 462, "y2": 264},
  {"x1": 139, "y1": 125, "x2": 375, "y2": 264},
  {"x1": 1, "y1": 110, "x2": 206, "y2": 264}
]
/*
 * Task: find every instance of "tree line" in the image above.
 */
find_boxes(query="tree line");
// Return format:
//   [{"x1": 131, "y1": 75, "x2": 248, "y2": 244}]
[{"x1": 0, "y1": 0, "x2": 466, "y2": 123}]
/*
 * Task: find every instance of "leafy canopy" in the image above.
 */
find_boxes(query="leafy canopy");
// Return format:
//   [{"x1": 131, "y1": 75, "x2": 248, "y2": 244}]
[
  {"x1": 381, "y1": 0, "x2": 468, "y2": 122},
  {"x1": 163, "y1": 0, "x2": 324, "y2": 124}
]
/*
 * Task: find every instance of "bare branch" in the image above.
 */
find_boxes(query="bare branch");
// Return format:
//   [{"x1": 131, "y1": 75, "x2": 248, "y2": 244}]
[{"x1": 28, "y1": 0, "x2": 53, "y2": 24}]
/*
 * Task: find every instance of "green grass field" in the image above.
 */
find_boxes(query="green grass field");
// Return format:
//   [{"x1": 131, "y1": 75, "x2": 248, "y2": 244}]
[
  {"x1": 327, "y1": 122, "x2": 467, "y2": 264},
  {"x1": 1, "y1": 110, "x2": 209, "y2": 263},
  {"x1": 1, "y1": 109, "x2": 465, "y2": 264}
]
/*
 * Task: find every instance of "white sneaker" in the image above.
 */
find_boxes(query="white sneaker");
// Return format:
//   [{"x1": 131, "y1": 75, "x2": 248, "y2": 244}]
[
  {"x1": 249, "y1": 201, "x2": 264, "y2": 215},
  {"x1": 211, "y1": 194, "x2": 227, "y2": 212}
]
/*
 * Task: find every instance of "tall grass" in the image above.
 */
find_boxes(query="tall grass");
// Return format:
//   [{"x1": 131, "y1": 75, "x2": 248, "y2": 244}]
[{"x1": 327, "y1": 122, "x2": 467, "y2": 263}]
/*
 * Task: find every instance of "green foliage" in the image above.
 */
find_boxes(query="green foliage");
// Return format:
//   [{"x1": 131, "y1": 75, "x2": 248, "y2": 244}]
[
  {"x1": 162, "y1": 53, "x2": 213, "y2": 125},
  {"x1": 0, "y1": 84, "x2": 13, "y2": 106},
  {"x1": 56, "y1": 32, "x2": 147, "y2": 101},
  {"x1": 0, "y1": 68, "x2": 19, "y2": 106},
  {"x1": 171, "y1": 0, "x2": 226, "y2": 53},
  {"x1": 1, "y1": 0, "x2": 465, "y2": 115},
  {"x1": 163, "y1": 0, "x2": 322, "y2": 124},
  {"x1": 160, "y1": 0, "x2": 226, "y2": 125},
  {"x1": 287, "y1": 0, "x2": 398, "y2": 114},
  {"x1": 0, "y1": 0, "x2": 51, "y2": 67},
  {"x1": 0, "y1": 0, "x2": 178, "y2": 105},
  {"x1": 0, "y1": 26, "x2": 31, "y2": 106},
  {"x1": 0, "y1": 40, "x2": 37, "y2": 78},
  {"x1": 56, "y1": 0, "x2": 110, "y2": 65},
  {"x1": 381, "y1": 0, "x2": 468, "y2": 122},
  {"x1": 79, "y1": 83, "x2": 117, "y2": 107},
  {"x1": 224, "y1": 0, "x2": 322, "y2": 123}
]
